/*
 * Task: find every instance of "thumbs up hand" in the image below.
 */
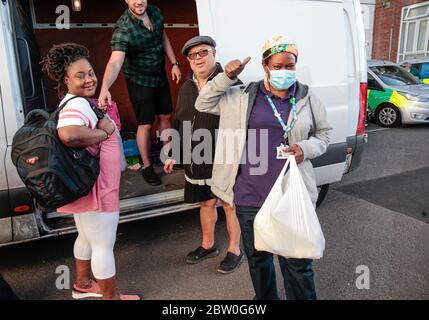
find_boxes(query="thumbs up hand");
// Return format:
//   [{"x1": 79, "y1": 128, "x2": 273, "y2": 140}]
[{"x1": 225, "y1": 56, "x2": 251, "y2": 79}]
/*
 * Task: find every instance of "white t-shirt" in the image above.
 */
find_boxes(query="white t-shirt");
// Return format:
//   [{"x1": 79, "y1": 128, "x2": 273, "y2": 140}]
[{"x1": 57, "y1": 94, "x2": 98, "y2": 129}]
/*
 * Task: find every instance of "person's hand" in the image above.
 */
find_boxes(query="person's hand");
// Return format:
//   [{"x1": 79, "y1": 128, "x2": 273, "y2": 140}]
[
  {"x1": 172, "y1": 65, "x2": 181, "y2": 84},
  {"x1": 163, "y1": 159, "x2": 176, "y2": 174},
  {"x1": 225, "y1": 57, "x2": 251, "y2": 79},
  {"x1": 97, "y1": 116, "x2": 115, "y2": 136},
  {"x1": 283, "y1": 144, "x2": 304, "y2": 164},
  {"x1": 98, "y1": 87, "x2": 112, "y2": 111}
]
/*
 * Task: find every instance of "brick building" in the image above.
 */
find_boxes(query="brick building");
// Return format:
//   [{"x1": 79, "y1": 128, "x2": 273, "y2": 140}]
[{"x1": 369, "y1": 0, "x2": 429, "y2": 62}]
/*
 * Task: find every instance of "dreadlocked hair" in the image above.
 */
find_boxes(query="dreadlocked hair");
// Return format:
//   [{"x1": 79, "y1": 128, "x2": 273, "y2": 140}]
[{"x1": 40, "y1": 42, "x2": 90, "y2": 96}]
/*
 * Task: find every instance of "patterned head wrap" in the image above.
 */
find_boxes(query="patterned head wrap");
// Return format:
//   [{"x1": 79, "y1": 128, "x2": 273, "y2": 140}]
[{"x1": 262, "y1": 36, "x2": 298, "y2": 62}]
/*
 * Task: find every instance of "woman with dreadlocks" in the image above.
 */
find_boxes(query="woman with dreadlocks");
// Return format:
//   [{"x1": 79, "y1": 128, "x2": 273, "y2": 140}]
[{"x1": 41, "y1": 42, "x2": 139, "y2": 300}]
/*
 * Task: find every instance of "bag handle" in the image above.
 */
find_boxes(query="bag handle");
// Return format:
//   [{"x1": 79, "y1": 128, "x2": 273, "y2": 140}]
[
  {"x1": 272, "y1": 155, "x2": 294, "y2": 187},
  {"x1": 288, "y1": 153, "x2": 300, "y2": 178},
  {"x1": 24, "y1": 109, "x2": 50, "y2": 124},
  {"x1": 269, "y1": 156, "x2": 300, "y2": 197}
]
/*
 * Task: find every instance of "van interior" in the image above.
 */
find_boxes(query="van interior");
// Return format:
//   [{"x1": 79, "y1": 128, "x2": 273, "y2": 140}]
[{"x1": 12, "y1": 0, "x2": 200, "y2": 230}]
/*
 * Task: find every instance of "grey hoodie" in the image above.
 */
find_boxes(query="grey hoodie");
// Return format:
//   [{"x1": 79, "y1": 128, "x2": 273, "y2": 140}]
[{"x1": 194, "y1": 72, "x2": 332, "y2": 206}]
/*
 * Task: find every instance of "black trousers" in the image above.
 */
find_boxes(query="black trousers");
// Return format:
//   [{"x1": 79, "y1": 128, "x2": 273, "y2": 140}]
[{"x1": 236, "y1": 206, "x2": 317, "y2": 300}]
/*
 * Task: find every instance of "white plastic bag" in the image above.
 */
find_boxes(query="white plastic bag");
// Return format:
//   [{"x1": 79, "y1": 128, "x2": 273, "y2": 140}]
[{"x1": 254, "y1": 155, "x2": 325, "y2": 259}]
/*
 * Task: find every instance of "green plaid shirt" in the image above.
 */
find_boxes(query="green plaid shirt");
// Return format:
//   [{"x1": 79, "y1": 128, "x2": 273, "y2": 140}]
[{"x1": 111, "y1": 5, "x2": 167, "y2": 87}]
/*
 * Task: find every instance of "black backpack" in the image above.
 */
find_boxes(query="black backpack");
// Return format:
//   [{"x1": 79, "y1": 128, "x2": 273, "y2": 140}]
[{"x1": 11, "y1": 96, "x2": 104, "y2": 211}]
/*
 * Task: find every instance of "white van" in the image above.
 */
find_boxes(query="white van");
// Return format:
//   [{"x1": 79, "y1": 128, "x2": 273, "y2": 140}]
[{"x1": 0, "y1": 0, "x2": 367, "y2": 247}]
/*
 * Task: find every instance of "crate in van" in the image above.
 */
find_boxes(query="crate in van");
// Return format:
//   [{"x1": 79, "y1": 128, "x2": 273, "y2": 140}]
[
  {"x1": 0, "y1": 0, "x2": 367, "y2": 246},
  {"x1": 123, "y1": 139, "x2": 140, "y2": 158}
]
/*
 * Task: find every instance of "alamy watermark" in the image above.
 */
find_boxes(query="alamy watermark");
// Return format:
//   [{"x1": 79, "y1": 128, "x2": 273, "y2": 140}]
[
  {"x1": 55, "y1": 5, "x2": 71, "y2": 30},
  {"x1": 355, "y1": 265, "x2": 370, "y2": 290},
  {"x1": 159, "y1": 122, "x2": 272, "y2": 175},
  {"x1": 55, "y1": 265, "x2": 70, "y2": 290}
]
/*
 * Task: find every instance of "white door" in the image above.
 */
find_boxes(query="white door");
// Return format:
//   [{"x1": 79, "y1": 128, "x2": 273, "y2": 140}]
[
  {"x1": 0, "y1": 0, "x2": 28, "y2": 244},
  {"x1": 0, "y1": 0, "x2": 27, "y2": 190},
  {"x1": 195, "y1": 0, "x2": 355, "y2": 185}
]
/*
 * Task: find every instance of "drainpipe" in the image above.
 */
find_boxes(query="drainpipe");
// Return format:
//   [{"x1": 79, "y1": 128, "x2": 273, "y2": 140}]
[{"x1": 388, "y1": 27, "x2": 393, "y2": 61}]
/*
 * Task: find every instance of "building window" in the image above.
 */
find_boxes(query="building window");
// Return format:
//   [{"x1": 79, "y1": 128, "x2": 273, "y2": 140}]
[{"x1": 397, "y1": 1, "x2": 429, "y2": 62}]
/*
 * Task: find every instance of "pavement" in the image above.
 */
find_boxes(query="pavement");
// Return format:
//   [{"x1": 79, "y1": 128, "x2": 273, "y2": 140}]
[{"x1": 0, "y1": 122, "x2": 428, "y2": 300}]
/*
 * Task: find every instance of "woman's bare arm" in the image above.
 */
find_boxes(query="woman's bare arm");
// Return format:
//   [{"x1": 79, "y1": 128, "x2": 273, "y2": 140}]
[{"x1": 58, "y1": 125, "x2": 108, "y2": 148}]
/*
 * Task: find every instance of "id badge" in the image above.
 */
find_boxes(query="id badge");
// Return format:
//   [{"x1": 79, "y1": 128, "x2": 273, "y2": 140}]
[{"x1": 276, "y1": 143, "x2": 290, "y2": 159}]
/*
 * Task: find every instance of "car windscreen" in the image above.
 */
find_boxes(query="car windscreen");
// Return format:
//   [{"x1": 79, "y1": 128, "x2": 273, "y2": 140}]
[{"x1": 370, "y1": 65, "x2": 420, "y2": 86}]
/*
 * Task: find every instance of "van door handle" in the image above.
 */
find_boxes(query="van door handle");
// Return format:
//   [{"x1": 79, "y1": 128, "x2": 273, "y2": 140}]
[{"x1": 17, "y1": 37, "x2": 36, "y2": 99}]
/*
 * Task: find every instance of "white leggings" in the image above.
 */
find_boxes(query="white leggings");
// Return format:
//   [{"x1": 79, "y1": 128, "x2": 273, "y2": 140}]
[{"x1": 73, "y1": 212, "x2": 119, "y2": 280}]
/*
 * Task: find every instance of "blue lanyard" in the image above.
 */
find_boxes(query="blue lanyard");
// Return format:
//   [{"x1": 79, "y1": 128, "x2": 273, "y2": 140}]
[{"x1": 265, "y1": 95, "x2": 297, "y2": 140}]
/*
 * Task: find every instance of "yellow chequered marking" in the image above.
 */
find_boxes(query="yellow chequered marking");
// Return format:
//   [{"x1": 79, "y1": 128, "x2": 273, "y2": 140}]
[{"x1": 389, "y1": 91, "x2": 410, "y2": 108}]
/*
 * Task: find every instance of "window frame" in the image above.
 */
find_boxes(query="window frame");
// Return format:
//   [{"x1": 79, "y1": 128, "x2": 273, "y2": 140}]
[{"x1": 397, "y1": 1, "x2": 429, "y2": 63}]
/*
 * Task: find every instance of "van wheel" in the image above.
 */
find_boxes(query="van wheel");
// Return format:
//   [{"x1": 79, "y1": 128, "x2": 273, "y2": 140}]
[
  {"x1": 375, "y1": 104, "x2": 401, "y2": 127},
  {"x1": 316, "y1": 184, "x2": 329, "y2": 208}
]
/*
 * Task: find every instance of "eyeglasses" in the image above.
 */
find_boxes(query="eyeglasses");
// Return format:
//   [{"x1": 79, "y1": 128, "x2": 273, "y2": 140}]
[{"x1": 187, "y1": 48, "x2": 213, "y2": 60}]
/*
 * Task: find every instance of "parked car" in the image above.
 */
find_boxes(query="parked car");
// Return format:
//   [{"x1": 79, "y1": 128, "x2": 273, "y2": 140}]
[
  {"x1": 367, "y1": 60, "x2": 429, "y2": 127},
  {"x1": 400, "y1": 58, "x2": 429, "y2": 85}
]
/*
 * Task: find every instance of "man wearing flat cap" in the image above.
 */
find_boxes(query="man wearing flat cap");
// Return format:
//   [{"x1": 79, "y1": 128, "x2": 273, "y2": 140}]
[{"x1": 164, "y1": 35, "x2": 244, "y2": 274}]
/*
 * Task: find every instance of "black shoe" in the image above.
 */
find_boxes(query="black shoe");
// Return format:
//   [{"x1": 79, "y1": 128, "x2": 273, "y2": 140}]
[
  {"x1": 217, "y1": 251, "x2": 245, "y2": 274},
  {"x1": 142, "y1": 165, "x2": 162, "y2": 186},
  {"x1": 185, "y1": 245, "x2": 220, "y2": 264}
]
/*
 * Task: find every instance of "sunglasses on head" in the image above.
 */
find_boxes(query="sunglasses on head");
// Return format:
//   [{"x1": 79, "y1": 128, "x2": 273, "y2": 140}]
[{"x1": 187, "y1": 48, "x2": 213, "y2": 60}]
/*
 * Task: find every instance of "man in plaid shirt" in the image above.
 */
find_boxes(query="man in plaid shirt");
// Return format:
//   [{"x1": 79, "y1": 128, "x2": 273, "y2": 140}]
[{"x1": 99, "y1": 0, "x2": 181, "y2": 185}]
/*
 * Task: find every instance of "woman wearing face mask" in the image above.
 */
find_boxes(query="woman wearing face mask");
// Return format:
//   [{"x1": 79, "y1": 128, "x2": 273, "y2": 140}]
[{"x1": 195, "y1": 36, "x2": 331, "y2": 300}]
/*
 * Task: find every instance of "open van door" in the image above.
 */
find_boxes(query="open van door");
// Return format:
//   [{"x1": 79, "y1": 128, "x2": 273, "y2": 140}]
[
  {"x1": 14, "y1": 0, "x2": 202, "y2": 234},
  {"x1": 0, "y1": 82, "x2": 12, "y2": 245},
  {"x1": 0, "y1": 0, "x2": 30, "y2": 246},
  {"x1": 195, "y1": 0, "x2": 367, "y2": 192},
  {"x1": 1, "y1": 0, "x2": 205, "y2": 244},
  {"x1": 0, "y1": 0, "x2": 11, "y2": 243}
]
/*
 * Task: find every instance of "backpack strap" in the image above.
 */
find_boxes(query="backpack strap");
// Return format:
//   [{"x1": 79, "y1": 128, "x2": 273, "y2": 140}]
[
  {"x1": 86, "y1": 99, "x2": 105, "y2": 120},
  {"x1": 59, "y1": 95, "x2": 83, "y2": 110},
  {"x1": 53, "y1": 96, "x2": 105, "y2": 120},
  {"x1": 51, "y1": 96, "x2": 81, "y2": 120}
]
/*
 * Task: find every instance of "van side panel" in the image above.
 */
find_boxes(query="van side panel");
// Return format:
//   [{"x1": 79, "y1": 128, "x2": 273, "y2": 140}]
[
  {"x1": 343, "y1": 0, "x2": 368, "y2": 138},
  {"x1": 343, "y1": 2, "x2": 360, "y2": 138},
  {"x1": 196, "y1": 0, "x2": 352, "y2": 184}
]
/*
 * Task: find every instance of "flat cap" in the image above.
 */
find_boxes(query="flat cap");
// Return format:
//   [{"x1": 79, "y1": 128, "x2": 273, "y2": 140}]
[{"x1": 181, "y1": 35, "x2": 216, "y2": 56}]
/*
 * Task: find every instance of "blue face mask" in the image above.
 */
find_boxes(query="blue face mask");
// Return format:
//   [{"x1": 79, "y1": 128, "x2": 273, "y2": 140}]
[{"x1": 268, "y1": 69, "x2": 296, "y2": 90}]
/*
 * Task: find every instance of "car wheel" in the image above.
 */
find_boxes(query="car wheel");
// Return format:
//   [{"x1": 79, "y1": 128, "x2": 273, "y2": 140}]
[
  {"x1": 316, "y1": 184, "x2": 329, "y2": 208},
  {"x1": 375, "y1": 104, "x2": 401, "y2": 127}
]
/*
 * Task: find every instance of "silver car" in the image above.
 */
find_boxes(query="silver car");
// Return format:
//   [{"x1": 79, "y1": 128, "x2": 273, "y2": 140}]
[{"x1": 367, "y1": 60, "x2": 429, "y2": 127}]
